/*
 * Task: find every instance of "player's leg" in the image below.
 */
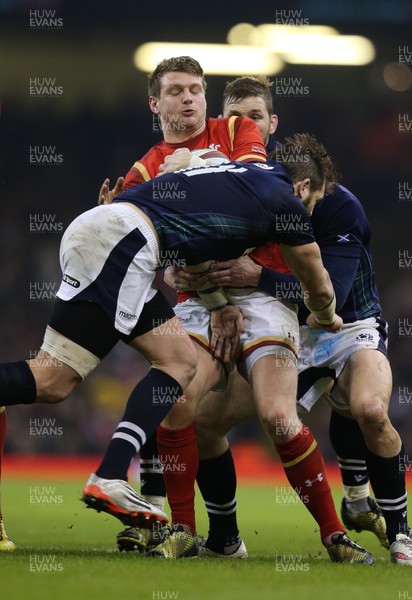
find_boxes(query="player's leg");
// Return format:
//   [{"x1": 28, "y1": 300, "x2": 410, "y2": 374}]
[
  {"x1": 117, "y1": 298, "x2": 212, "y2": 555},
  {"x1": 0, "y1": 346, "x2": 81, "y2": 407},
  {"x1": 121, "y1": 431, "x2": 166, "y2": 553},
  {"x1": 254, "y1": 353, "x2": 373, "y2": 563},
  {"x1": 195, "y1": 369, "x2": 255, "y2": 558},
  {"x1": 328, "y1": 409, "x2": 388, "y2": 548},
  {"x1": 145, "y1": 342, "x2": 224, "y2": 559},
  {"x1": 139, "y1": 433, "x2": 166, "y2": 510},
  {"x1": 84, "y1": 293, "x2": 198, "y2": 528},
  {"x1": 0, "y1": 407, "x2": 15, "y2": 551},
  {"x1": 337, "y1": 348, "x2": 411, "y2": 564}
]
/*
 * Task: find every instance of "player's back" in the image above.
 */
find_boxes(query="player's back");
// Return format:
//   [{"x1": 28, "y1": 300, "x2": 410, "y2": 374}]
[{"x1": 312, "y1": 184, "x2": 381, "y2": 321}]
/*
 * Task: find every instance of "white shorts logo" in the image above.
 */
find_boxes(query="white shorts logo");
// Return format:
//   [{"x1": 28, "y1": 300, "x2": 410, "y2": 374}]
[{"x1": 355, "y1": 332, "x2": 375, "y2": 343}]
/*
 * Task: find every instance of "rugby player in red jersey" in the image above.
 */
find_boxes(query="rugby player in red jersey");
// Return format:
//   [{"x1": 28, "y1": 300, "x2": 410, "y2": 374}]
[{"x1": 99, "y1": 56, "x2": 267, "y2": 549}]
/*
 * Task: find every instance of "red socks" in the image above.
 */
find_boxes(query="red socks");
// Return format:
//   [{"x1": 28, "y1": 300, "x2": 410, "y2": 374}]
[
  {"x1": 275, "y1": 426, "x2": 343, "y2": 542},
  {"x1": 156, "y1": 422, "x2": 343, "y2": 543},
  {"x1": 157, "y1": 422, "x2": 198, "y2": 535}
]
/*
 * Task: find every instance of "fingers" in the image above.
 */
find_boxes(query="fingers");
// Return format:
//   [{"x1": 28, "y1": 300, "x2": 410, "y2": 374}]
[
  {"x1": 223, "y1": 339, "x2": 232, "y2": 364},
  {"x1": 210, "y1": 331, "x2": 222, "y2": 357},
  {"x1": 203, "y1": 270, "x2": 231, "y2": 286},
  {"x1": 228, "y1": 334, "x2": 240, "y2": 361},
  {"x1": 209, "y1": 260, "x2": 236, "y2": 272},
  {"x1": 211, "y1": 334, "x2": 232, "y2": 363},
  {"x1": 235, "y1": 312, "x2": 245, "y2": 334},
  {"x1": 114, "y1": 177, "x2": 125, "y2": 195},
  {"x1": 98, "y1": 179, "x2": 110, "y2": 205}
]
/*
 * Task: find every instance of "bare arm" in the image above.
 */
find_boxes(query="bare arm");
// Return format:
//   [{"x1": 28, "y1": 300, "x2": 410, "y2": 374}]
[{"x1": 279, "y1": 242, "x2": 342, "y2": 332}]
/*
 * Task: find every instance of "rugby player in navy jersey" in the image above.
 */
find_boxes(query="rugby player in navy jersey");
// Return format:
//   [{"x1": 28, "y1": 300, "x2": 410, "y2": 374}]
[
  {"x1": 181, "y1": 77, "x2": 411, "y2": 564},
  {"x1": 0, "y1": 143, "x2": 346, "y2": 541}
]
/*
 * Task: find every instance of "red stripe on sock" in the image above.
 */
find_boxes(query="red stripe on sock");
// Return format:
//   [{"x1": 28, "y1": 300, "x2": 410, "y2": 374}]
[
  {"x1": 157, "y1": 422, "x2": 198, "y2": 535},
  {"x1": 276, "y1": 427, "x2": 343, "y2": 541}
]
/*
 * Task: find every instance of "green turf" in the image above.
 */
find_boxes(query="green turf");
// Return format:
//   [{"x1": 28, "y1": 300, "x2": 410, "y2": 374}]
[{"x1": 1, "y1": 479, "x2": 411, "y2": 600}]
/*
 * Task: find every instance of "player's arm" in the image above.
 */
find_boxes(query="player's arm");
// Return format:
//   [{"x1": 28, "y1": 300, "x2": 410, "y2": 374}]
[
  {"x1": 228, "y1": 116, "x2": 267, "y2": 162},
  {"x1": 181, "y1": 261, "x2": 230, "y2": 310},
  {"x1": 318, "y1": 254, "x2": 360, "y2": 311},
  {"x1": 202, "y1": 255, "x2": 306, "y2": 305},
  {"x1": 124, "y1": 159, "x2": 153, "y2": 188},
  {"x1": 279, "y1": 241, "x2": 341, "y2": 332},
  {"x1": 310, "y1": 190, "x2": 364, "y2": 310},
  {"x1": 167, "y1": 263, "x2": 242, "y2": 362}
]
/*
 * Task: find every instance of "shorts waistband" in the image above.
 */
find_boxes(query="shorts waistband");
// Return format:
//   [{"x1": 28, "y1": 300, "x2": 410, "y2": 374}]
[{"x1": 112, "y1": 203, "x2": 160, "y2": 263}]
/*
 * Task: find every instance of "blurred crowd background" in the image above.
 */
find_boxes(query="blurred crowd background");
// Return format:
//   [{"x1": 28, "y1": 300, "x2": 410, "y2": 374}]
[{"x1": 1, "y1": 0, "x2": 411, "y2": 461}]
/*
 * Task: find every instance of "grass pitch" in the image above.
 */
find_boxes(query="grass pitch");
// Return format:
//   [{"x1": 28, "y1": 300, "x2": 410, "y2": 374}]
[{"x1": 1, "y1": 479, "x2": 411, "y2": 600}]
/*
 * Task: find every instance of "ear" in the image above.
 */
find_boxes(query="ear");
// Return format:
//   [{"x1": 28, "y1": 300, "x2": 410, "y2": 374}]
[
  {"x1": 269, "y1": 114, "x2": 279, "y2": 135},
  {"x1": 149, "y1": 96, "x2": 159, "y2": 114},
  {"x1": 296, "y1": 178, "x2": 311, "y2": 198}
]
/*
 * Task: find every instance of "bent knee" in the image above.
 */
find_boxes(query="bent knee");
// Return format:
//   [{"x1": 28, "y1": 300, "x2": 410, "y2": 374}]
[
  {"x1": 352, "y1": 396, "x2": 388, "y2": 428},
  {"x1": 161, "y1": 343, "x2": 198, "y2": 391},
  {"x1": 260, "y1": 408, "x2": 301, "y2": 440},
  {"x1": 31, "y1": 361, "x2": 81, "y2": 404},
  {"x1": 36, "y1": 378, "x2": 79, "y2": 404}
]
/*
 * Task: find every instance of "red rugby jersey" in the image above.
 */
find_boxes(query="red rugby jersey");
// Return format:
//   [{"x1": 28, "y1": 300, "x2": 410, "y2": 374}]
[
  {"x1": 121, "y1": 115, "x2": 290, "y2": 299},
  {"x1": 123, "y1": 116, "x2": 266, "y2": 189},
  {"x1": 250, "y1": 241, "x2": 291, "y2": 274}
]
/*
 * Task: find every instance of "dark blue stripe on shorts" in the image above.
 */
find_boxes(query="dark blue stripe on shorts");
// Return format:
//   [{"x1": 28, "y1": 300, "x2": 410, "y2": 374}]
[{"x1": 73, "y1": 227, "x2": 148, "y2": 325}]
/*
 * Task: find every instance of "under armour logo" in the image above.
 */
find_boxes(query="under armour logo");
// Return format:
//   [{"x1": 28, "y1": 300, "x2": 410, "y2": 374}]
[
  {"x1": 288, "y1": 332, "x2": 296, "y2": 343},
  {"x1": 209, "y1": 143, "x2": 221, "y2": 151},
  {"x1": 337, "y1": 234, "x2": 350, "y2": 243},
  {"x1": 304, "y1": 473, "x2": 324, "y2": 487}
]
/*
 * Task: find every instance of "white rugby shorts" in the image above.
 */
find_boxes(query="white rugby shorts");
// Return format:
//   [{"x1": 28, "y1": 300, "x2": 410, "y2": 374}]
[
  {"x1": 297, "y1": 316, "x2": 388, "y2": 413},
  {"x1": 56, "y1": 204, "x2": 160, "y2": 335},
  {"x1": 226, "y1": 288, "x2": 299, "y2": 380},
  {"x1": 175, "y1": 289, "x2": 299, "y2": 383}
]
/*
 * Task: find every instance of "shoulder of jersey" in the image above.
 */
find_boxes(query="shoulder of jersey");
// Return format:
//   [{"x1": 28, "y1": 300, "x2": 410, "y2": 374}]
[
  {"x1": 137, "y1": 141, "x2": 167, "y2": 162},
  {"x1": 324, "y1": 184, "x2": 364, "y2": 213}
]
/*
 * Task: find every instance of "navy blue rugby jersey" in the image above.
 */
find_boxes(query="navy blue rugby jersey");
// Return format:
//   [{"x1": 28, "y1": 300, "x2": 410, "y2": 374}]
[
  {"x1": 311, "y1": 184, "x2": 381, "y2": 321},
  {"x1": 258, "y1": 184, "x2": 382, "y2": 323},
  {"x1": 114, "y1": 161, "x2": 315, "y2": 266}
]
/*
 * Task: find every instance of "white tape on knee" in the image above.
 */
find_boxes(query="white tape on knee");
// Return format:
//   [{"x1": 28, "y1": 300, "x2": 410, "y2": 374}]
[{"x1": 41, "y1": 326, "x2": 100, "y2": 380}]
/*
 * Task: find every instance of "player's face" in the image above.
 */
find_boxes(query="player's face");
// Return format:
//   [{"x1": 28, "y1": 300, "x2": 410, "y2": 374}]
[
  {"x1": 149, "y1": 72, "x2": 207, "y2": 141},
  {"x1": 295, "y1": 179, "x2": 325, "y2": 215},
  {"x1": 222, "y1": 96, "x2": 278, "y2": 144}
]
